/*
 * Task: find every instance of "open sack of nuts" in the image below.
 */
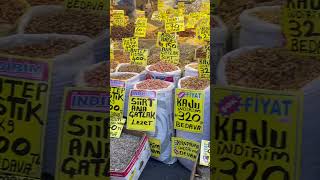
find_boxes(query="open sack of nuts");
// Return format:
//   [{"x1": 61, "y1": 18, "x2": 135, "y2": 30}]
[
  {"x1": 110, "y1": 130, "x2": 151, "y2": 180},
  {"x1": 184, "y1": 63, "x2": 198, "y2": 77},
  {"x1": 239, "y1": 6, "x2": 283, "y2": 47},
  {"x1": 146, "y1": 61, "x2": 182, "y2": 86},
  {"x1": 176, "y1": 76, "x2": 210, "y2": 170},
  {"x1": 134, "y1": 79, "x2": 177, "y2": 164},
  {"x1": 0, "y1": 34, "x2": 94, "y2": 175},
  {"x1": 217, "y1": 47, "x2": 320, "y2": 180},
  {"x1": 110, "y1": 72, "x2": 140, "y2": 118},
  {"x1": 115, "y1": 63, "x2": 147, "y2": 80},
  {"x1": 76, "y1": 61, "x2": 109, "y2": 87},
  {"x1": 0, "y1": 0, "x2": 29, "y2": 36}
]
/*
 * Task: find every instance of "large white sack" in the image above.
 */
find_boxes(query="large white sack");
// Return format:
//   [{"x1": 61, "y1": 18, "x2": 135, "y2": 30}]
[
  {"x1": 239, "y1": 6, "x2": 284, "y2": 48},
  {"x1": 217, "y1": 46, "x2": 320, "y2": 180},
  {"x1": 176, "y1": 76, "x2": 210, "y2": 171},
  {"x1": 133, "y1": 81, "x2": 177, "y2": 164},
  {"x1": 145, "y1": 65, "x2": 182, "y2": 87},
  {"x1": 0, "y1": 34, "x2": 94, "y2": 175},
  {"x1": 184, "y1": 63, "x2": 198, "y2": 77},
  {"x1": 115, "y1": 63, "x2": 147, "y2": 81}
]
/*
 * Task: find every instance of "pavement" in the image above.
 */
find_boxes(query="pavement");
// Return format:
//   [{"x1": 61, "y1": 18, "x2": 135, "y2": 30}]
[{"x1": 140, "y1": 159, "x2": 191, "y2": 180}]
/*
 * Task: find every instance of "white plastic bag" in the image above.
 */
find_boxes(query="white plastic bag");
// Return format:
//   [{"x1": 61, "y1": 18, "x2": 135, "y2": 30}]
[
  {"x1": 217, "y1": 46, "x2": 320, "y2": 180},
  {"x1": 239, "y1": 6, "x2": 284, "y2": 48},
  {"x1": 133, "y1": 81, "x2": 177, "y2": 164},
  {"x1": 110, "y1": 72, "x2": 141, "y2": 118},
  {"x1": 0, "y1": 34, "x2": 94, "y2": 175},
  {"x1": 212, "y1": 16, "x2": 228, "y2": 69},
  {"x1": 176, "y1": 76, "x2": 210, "y2": 170},
  {"x1": 145, "y1": 65, "x2": 182, "y2": 86},
  {"x1": 115, "y1": 63, "x2": 147, "y2": 81},
  {"x1": 184, "y1": 63, "x2": 198, "y2": 77}
]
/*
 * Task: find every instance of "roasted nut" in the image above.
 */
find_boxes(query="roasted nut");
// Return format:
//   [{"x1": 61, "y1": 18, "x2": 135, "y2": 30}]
[
  {"x1": 111, "y1": 73, "x2": 136, "y2": 80},
  {"x1": 226, "y1": 48, "x2": 320, "y2": 90},
  {"x1": 84, "y1": 62, "x2": 109, "y2": 87},
  {"x1": 111, "y1": 23, "x2": 135, "y2": 40},
  {"x1": 118, "y1": 64, "x2": 145, "y2": 73},
  {"x1": 136, "y1": 79, "x2": 170, "y2": 90},
  {"x1": 180, "y1": 77, "x2": 209, "y2": 90},
  {"x1": 0, "y1": 0, "x2": 27, "y2": 25},
  {"x1": 0, "y1": 38, "x2": 84, "y2": 58},
  {"x1": 25, "y1": 9, "x2": 107, "y2": 38},
  {"x1": 148, "y1": 61, "x2": 178, "y2": 72}
]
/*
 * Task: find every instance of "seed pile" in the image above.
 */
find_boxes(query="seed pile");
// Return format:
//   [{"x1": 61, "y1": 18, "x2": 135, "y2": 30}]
[
  {"x1": 226, "y1": 48, "x2": 320, "y2": 90},
  {"x1": 0, "y1": 39, "x2": 84, "y2": 58},
  {"x1": 111, "y1": 23, "x2": 135, "y2": 40},
  {"x1": 149, "y1": 61, "x2": 178, "y2": 72},
  {"x1": 136, "y1": 79, "x2": 170, "y2": 90},
  {"x1": 252, "y1": 8, "x2": 280, "y2": 24},
  {"x1": 25, "y1": 10, "x2": 107, "y2": 38},
  {"x1": 110, "y1": 133, "x2": 141, "y2": 172},
  {"x1": 26, "y1": 0, "x2": 63, "y2": 5},
  {"x1": 195, "y1": 166, "x2": 210, "y2": 180},
  {"x1": 114, "y1": 50, "x2": 130, "y2": 63},
  {"x1": 181, "y1": 77, "x2": 209, "y2": 90},
  {"x1": 84, "y1": 62, "x2": 108, "y2": 87},
  {"x1": 111, "y1": 73, "x2": 136, "y2": 80},
  {"x1": 118, "y1": 64, "x2": 145, "y2": 73},
  {"x1": 0, "y1": 0, "x2": 27, "y2": 25}
]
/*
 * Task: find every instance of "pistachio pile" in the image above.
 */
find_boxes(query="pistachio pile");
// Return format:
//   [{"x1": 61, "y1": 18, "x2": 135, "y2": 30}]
[
  {"x1": 84, "y1": 62, "x2": 108, "y2": 87},
  {"x1": 136, "y1": 79, "x2": 170, "y2": 90},
  {"x1": 226, "y1": 48, "x2": 320, "y2": 90},
  {"x1": 181, "y1": 77, "x2": 209, "y2": 90},
  {"x1": 25, "y1": 9, "x2": 107, "y2": 38},
  {"x1": 0, "y1": 38, "x2": 84, "y2": 58}
]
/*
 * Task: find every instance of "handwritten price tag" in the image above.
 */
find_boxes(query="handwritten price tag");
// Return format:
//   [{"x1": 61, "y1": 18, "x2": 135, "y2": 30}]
[
  {"x1": 160, "y1": 47, "x2": 180, "y2": 65},
  {"x1": 171, "y1": 137, "x2": 200, "y2": 162},
  {"x1": 112, "y1": 10, "x2": 125, "y2": 26},
  {"x1": 135, "y1": 17, "x2": 147, "y2": 37},
  {"x1": 122, "y1": 37, "x2": 139, "y2": 52},
  {"x1": 130, "y1": 49, "x2": 149, "y2": 66},
  {"x1": 165, "y1": 16, "x2": 185, "y2": 33}
]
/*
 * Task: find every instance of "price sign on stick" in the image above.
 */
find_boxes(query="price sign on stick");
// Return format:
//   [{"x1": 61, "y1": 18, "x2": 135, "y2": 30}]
[
  {"x1": 110, "y1": 80, "x2": 126, "y2": 138},
  {"x1": 122, "y1": 37, "x2": 139, "y2": 52},
  {"x1": 211, "y1": 86, "x2": 303, "y2": 180},
  {"x1": 134, "y1": 17, "x2": 147, "y2": 37},
  {"x1": 165, "y1": 16, "x2": 185, "y2": 33},
  {"x1": 282, "y1": 0, "x2": 320, "y2": 56},
  {"x1": 130, "y1": 49, "x2": 149, "y2": 66},
  {"x1": 171, "y1": 137, "x2": 200, "y2": 162}
]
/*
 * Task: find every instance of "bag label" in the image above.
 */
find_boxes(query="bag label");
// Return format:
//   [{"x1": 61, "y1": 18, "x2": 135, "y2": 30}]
[
  {"x1": 171, "y1": 137, "x2": 200, "y2": 162},
  {"x1": 199, "y1": 140, "x2": 210, "y2": 166},
  {"x1": 110, "y1": 80, "x2": 126, "y2": 138},
  {"x1": 149, "y1": 137, "x2": 161, "y2": 157}
]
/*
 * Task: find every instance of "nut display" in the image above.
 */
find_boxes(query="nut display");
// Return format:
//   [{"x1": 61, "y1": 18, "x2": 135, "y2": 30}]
[
  {"x1": 226, "y1": 48, "x2": 320, "y2": 90},
  {"x1": 110, "y1": 133, "x2": 141, "y2": 171},
  {"x1": 180, "y1": 77, "x2": 209, "y2": 90},
  {"x1": 148, "y1": 61, "x2": 178, "y2": 72},
  {"x1": 114, "y1": 50, "x2": 130, "y2": 63},
  {"x1": 196, "y1": 47, "x2": 207, "y2": 59},
  {"x1": 0, "y1": 38, "x2": 84, "y2": 58},
  {"x1": 118, "y1": 64, "x2": 145, "y2": 73},
  {"x1": 26, "y1": 0, "x2": 64, "y2": 6},
  {"x1": 136, "y1": 79, "x2": 170, "y2": 90},
  {"x1": 252, "y1": 8, "x2": 280, "y2": 24},
  {"x1": 25, "y1": 9, "x2": 107, "y2": 38},
  {"x1": 111, "y1": 23, "x2": 135, "y2": 40},
  {"x1": 111, "y1": 73, "x2": 136, "y2": 80},
  {"x1": 0, "y1": 0, "x2": 28, "y2": 25},
  {"x1": 84, "y1": 62, "x2": 108, "y2": 87}
]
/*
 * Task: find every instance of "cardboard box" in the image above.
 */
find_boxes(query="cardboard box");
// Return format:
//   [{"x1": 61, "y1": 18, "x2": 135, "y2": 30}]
[{"x1": 110, "y1": 129, "x2": 151, "y2": 180}]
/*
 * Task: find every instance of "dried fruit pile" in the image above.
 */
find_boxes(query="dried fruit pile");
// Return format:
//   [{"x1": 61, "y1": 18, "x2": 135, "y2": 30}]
[
  {"x1": 84, "y1": 62, "x2": 108, "y2": 87},
  {"x1": 110, "y1": 133, "x2": 141, "y2": 171},
  {"x1": 136, "y1": 79, "x2": 170, "y2": 90},
  {"x1": 0, "y1": 38, "x2": 84, "y2": 58},
  {"x1": 25, "y1": 9, "x2": 108, "y2": 38},
  {"x1": 148, "y1": 61, "x2": 178, "y2": 72},
  {"x1": 118, "y1": 64, "x2": 145, "y2": 73},
  {"x1": 226, "y1": 48, "x2": 320, "y2": 90},
  {"x1": 180, "y1": 77, "x2": 209, "y2": 90}
]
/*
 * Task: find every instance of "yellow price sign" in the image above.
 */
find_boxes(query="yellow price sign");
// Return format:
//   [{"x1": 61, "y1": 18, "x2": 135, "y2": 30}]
[
  {"x1": 211, "y1": 86, "x2": 303, "y2": 180},
  {"x1": 165, "y1": 16, "x2": 185, "y2": 33},
  {"x1": 110, "y1": 43, "x2": 114, "y2": 60},
  {"x1": 56, "y1": 87, "x2": 109, "y2": 180},
  {"x1": 0, "y1": 57, "x2": 51, "y2": 179},
  {"x1": 127, "y1": 90, "x2": 157, "y2": 132},
  {"x1": 201, "y1": 2, "x2": 210, "y2": 14},
  {"x1": 174, "y1": 89, "x2": 205, "y2": 133},
  {"x1": 110, "y1": 80, "x2": 126, "y2": 138},
  {"x1": 198, "y1": 58, "x2": 210, "y2": 79},
  {"x1": 185, "y1": 15, "x2": 197, "y2": 29},
  {"x1": 160, "y1": 47, "x2": 180, "y2": 65},
  {"x1": 151, "y1": 11, "x2": 161, "y2": 21},
  {"x1": 199, "y1": 140, "x2": 210, "y2": 166},
  {"x1": 149, "y1": 137, "x2": 161, "y2": 157},
  {"x1": 112, "y1": 10, "x2": 125, "y2": 26},
  {"x1": 136, "y1": 10, "x2": 145, "y2": 17},
  {"x1": 178, "y1": 2, "x2": 185, "y2": 15},
  {"x1": 196, "y1": 25, "x2": 210, "y2": 41},
  {"x1": 130, "y1": 49, "x2": 149, "y2": 66},
  {"x1": 134, "y1": 17, "x2": 147, "y2": 37},
  {"x1": 122, "y1": 37, "x2": 139, "y2": 52},
  {"x1": 282, "y1": 0, "x2": 320, "y2": 56},
  {"x1": 157, "y1": 32, "x2": 178, "y2": 48},
  {"x1": 171, "y1": 137, "x2": 200, "y2": 162}
]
